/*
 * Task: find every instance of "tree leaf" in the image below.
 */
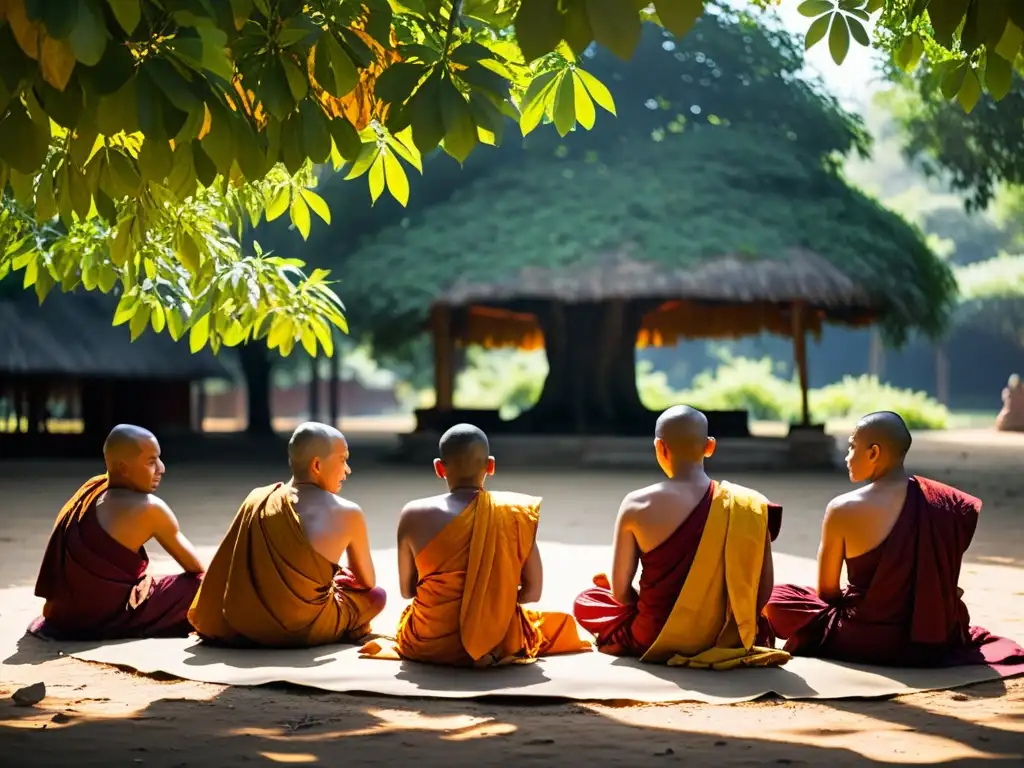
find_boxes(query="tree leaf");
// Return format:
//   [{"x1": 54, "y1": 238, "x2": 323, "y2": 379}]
[
  {"x1": 129, "y1": 302, "x2": 151, "y2": 341},
  {"x1": 894, "y1": 33, "x2": 924, "y2": 71},
  {"x1": 956, "y1": 66, "x2": 981, "y2": 113},
  {"x1": 940, "y1": 62, "x2": 967, "y2": 100},
  {"x1": 408, "y1": 67, "x2": 445, "y2": 154},
  {"x1": 439, "y1": 78, "x2": 478, "y2": 163},
  {"x1": 0, "y1": 101, "x2": 50, "y2": 175},
  {"x1": 827, "y1": 12, "x2": 850, "y2": 65},
  {"x1": 300, "y1": 187, "x2": 332, "y2": 223},
  {"x1": 266, "y1": 184, "x2": 291, "y2": 221},
  {"x1": 300, "y1": 100, "x2": 332, "y2": 163},
  {"x1": 68, "y1": 0, "x2": 108, "y2": 67},
  {"x1": 574, "y1": 67, "x2": 615, "y2": 115},
  {"x1": 40, "y1": 37, "x2": 77, "y2": 91},
  {"x1": 514, "y1": 0, "x2": 565, "y2": 62},
  {"x1": 846, "y1": 15, "x2": 870, "y2": 46},
  {"x1": 563, "y1": 0, "x2": 594, "y2": 56},
  {"x1": 259, "y1": 56, "x2": 295, "y2": 121},
  {"x1": 571, "y1": 71, "x2": 596, "y2": 130},
  {"x1": 383, "y1": 149, "x2": 409, "y2": 206},
  {"x1": 177, "y1": 230, "x2": 202, "y2": 274},
  {"x1": 328, "y1": 116, "x2": 362, "y2": 162},
  {"x1": 189, "y1": 313, "x2": 210, "y2": 353},
  {"x1": 586, "y1": 0, "x2": 642, "y2": 61},
  {"x1": 519, "y1": 69, "x2": 559, "y2": 134},
  {"x1": 655, "y1": 0, "x2": 703, "y2": 38},
  {"x1": 983, "y1": 51, "x2": 1013, "y2": 101},
  {"x1": 281, "y1": 54, "x2": 309, "y2": 103},
  {"x1": 106, "y1": 0, "x2": 141, "y2": 34},
  {"x1": 995, "y1": 20, "x2": 1024, "y2": 62},
  {"x1": 112, "y1": 289, "x2": 138, "y2": 325},
  {"x1": 316, "y1": 33, "x2": 359, "y2": 97},
  {"x1": 927, "y1": 0, "x2": 970, "y2": 49},
  {"x1": 552, "y1": 71, "x2": 576, "y2": 136},
  {"x1": 797, "y1": 0, "x2": 833, "y2": 16},
  {"x1": 805, "y1": 13, "x2": 830, "y2": 49},
  {"x1": 290, "y1": 193, "x2": 312, "y2": 239},
  {"x1": 368, "y1": 153, "x2": 385, "y2": 203},
  {"x1": 374, "y1": 62, "x2": 428, "y2": 104}
]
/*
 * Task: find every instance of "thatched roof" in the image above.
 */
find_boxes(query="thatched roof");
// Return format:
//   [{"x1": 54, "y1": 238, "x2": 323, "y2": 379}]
[
  {"x1": 341, "y1": 126, "x2": 957, "y2": 350},
  {"x1": 0, "y1": 290, "x2": 228, "y2": 379}
]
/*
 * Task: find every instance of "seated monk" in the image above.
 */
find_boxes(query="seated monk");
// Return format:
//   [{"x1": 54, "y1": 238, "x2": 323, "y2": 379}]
[
  {"x1": 573, "y1": 406, "x2": 787, "y2": 668},
  {"x1": 188, "y1": 422, "x2": 385, "y2": 647},
  {"x1": 765, "y1": 411, "x2": 1024, "y2": 667},
  {"x1": 30, "y1": 425, "x2": 205, "y2": 640},
  {"x1": 995, "y1": 374, "x2": 1024, "y2": 432},
  {"x1": 360, "y1": 424, "x2": 590, "y2": 667}
]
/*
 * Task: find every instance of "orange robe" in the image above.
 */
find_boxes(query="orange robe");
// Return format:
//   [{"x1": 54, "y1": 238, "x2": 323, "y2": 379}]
[
  {"x1": 362, "y1": 490, "x2": 590, "y2": 666},
  {"x1": 188, "y1": 482, "x2": 385, "y2": 648}
]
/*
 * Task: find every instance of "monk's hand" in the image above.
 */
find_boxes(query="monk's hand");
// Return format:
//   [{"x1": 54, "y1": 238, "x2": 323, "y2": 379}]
[{"x1": 593, "y1": 573, "x2": 611, "y2": 590}]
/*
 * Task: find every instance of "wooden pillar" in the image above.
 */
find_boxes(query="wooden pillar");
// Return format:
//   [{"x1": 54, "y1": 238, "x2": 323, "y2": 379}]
[
  {"x1": 868, "y1": 328, "x2": 885, "y2": 379},
  {"x1": 329, "y1": 336, "x2": 341, "y2": 427},
  {"x1": 791, "y1": 301, "x2": 810, "y2": 427},
  {"x1": 935, "y1": 344, "x2": 949, "y2": 405},
  {"x1": 431, "y1": 304, "x2": 454, "y2": 411},
  {"x1": 308, "y1": 353, "x2": 321, "y2": 422}
]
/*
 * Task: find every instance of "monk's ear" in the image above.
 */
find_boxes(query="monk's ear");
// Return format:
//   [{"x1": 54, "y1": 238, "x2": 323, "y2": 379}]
[
  {"x1": 704, "y1": 437, "x2": 716, "y2": 458},
  {"x1": 653, "y1": 437, "x2": 667, "y2": 461},
  {"x1": 433, "y1": 458, "x2": 446, "y2": 480},
  {"x1": 867, "y1": 443, "x2": 880, "y2": 462},
  {"x1": 486, "y1": 456, "x2": 495, "y2": 476}
]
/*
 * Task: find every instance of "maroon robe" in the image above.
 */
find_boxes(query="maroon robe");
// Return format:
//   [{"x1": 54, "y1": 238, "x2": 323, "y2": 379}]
[
  {"x1": 765, "y1": 476, "x2": 1024, "y2": 668},
  {"x1": 29, "y1": 475, "x2": 203, "y2": 641},
  {"x1": 573, "y1": 481, "x2": 783, "y2": 656}
]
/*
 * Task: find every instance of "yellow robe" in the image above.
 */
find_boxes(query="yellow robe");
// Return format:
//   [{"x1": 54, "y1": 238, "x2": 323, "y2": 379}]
[
  {"x1": 361, "y1": 490, "x2": 590, "y2": 666},
  {"x1": 188, "y1": 483, "x2": 382, "y2": 648},
  {"x1": 641, "y1": 481, "x2": 791, "y2": 670}
]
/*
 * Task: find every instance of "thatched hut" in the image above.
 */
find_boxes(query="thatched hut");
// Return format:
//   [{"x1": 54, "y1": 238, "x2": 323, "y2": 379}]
[
  {"x1": 341, "y1": 127, "x2": 957, "y2": 439},
  {"x1": 0, "y1": 289, "x2": 226, "y2": 457}
]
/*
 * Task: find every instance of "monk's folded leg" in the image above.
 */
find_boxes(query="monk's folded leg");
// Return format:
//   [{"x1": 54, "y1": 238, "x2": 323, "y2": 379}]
[
  {"x1": 334, "y1": 569, "x2": 386, "y2": 641},
  {"x1": 129, "y1": 572, "x2": 204, "y2": 638},
  {"x1": 572, "y1": 586, "x2": 640, "y2": 656},
  {"x1": 528, "y1": 609, "x2": 592, "y2": 656}
]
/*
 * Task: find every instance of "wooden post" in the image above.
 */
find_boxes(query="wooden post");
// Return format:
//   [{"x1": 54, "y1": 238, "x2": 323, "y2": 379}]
[
  {"x1": 329, "y1": 335, "x2": 341, "y2": 427},
  {"x1": 431, "y1": 304, "x2": 454, "y2": 411},
  {"x1": 935, "y1": 344, "x2": 949, "y2": 405},
  {"x1": 791, "y1": 301, "x2": 810, "y2": 427},
  {"x1": 868, "y1": 328, "x2": 885, "y2": 379},
  {"x1": 308, "y1": 353, "x2": 321, "y2": 422}
]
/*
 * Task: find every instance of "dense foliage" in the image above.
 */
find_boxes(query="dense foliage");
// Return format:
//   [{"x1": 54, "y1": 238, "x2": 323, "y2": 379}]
[{"x1": 955, "y1": 253, "x2": 1024, "y2": 347}]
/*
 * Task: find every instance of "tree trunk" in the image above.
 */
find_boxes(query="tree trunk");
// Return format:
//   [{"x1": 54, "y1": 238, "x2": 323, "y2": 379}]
[
  {"x1": 513, "y1": 300, "x2": 652, "y2": 435},
  {"x1": 239, "y1": 343, "x2": 274, "y2": 435}
]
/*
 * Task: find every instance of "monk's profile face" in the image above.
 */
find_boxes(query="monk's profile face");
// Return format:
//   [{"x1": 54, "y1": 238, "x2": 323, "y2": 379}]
[
  {"x1": 845, "y1": 430, "x2": 879, "y2": 484},
  {"x1": 119, "y1": 437, "x2": 165, "y2": 493},
  {"x1": 312, "y1": 438, "x2": 351, "y2": 494}
]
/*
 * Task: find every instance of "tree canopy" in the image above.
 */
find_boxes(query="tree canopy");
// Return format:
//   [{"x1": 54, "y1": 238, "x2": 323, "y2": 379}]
[
  {"x1": 955, "y1": 253, "x2": 1024, "y2": 347},
  {"x1": 0, "y1": 0, "x2": 1008, "y2": 356}
]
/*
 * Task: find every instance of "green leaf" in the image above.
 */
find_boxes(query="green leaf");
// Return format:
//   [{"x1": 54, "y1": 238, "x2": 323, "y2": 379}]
[
  {"x1": 300, "y1": 188, "x2": 332, "y2": 223},
  {"x1": 266, "y1": 185, "x2": 291, "y2": 221},
  {"x1": 259, "y1": 57, "x2": 296, "y2": 121},
  {"x1": 957, "y1": 67, "x2": 982, "y2": 113},
  {"x1": 112, "y1": 290, "x2": 138, "y2": 325},
  {"x1": 129, "y1": 302, "x2": 151, "y2": 341},
  {"x1": 106, "y1": 0, "x2": 141, "y2": 34},
  {"x1": 655, "y1": 0, "x2": 703, "y2": 38},
  {"x1": 316, "y1": 34, "x2": 359, "y2": 98},
  {"x1": 846, "y1": 15, "x2": 870, "y2": 46},
  {"x1": 177, "y1": 231, "x2": 202, "y2": 274},
  {"x1": 382, "y1": 150, "x2": 409, "y2": 206},
  {"x1": 797, "y1": 0, "x2": 833, "y2": 16},
  {"x1": 197, "y1": 26, "x2": 236, "y2": 82},
  {"x1": 166, "y1": 308, "x2": 185, "y2": 341},
  {"x1": 0, "y1": 101, "x2": 50, "y2": 175},
  {"x1": 552, "y1": 71, "x2": 576, "y2": 136},
  {"x1": 385, "y1": 128, "x2": 423, "y2": 172},
  {"x1": 563, "y1": 0, "x2": 594, "y2": 56},
  {"x1": 805, "y1": 13, "x2": 830, "y2": 49},
  {"x1": 827, "y1": 12, "x2": 850, "y2": 65},
  {"x1": 983, "y1": 52, "x2": 1013, "y2": 101},
  {"x1": 36, "y1": 171, "x2": 57, "y2": 221},
  {"x1": 344, "y1": 142, "x2": 380, "y2": 180},
  {"x1": 138, "y1": 136, "x2": 173, "y2": 182},
  {"x1": 374, "y1": 62, "x2": 428, "y2": 104},
  {"x1": 106, "y1": 148, "x2": 142, "y2": 196},
  {"x1": 574, "y1": 68, "x2": 615, "y2": 115},
  {"x1": 571, "y1": 71, "x2": 596, "y2": 130},
  {"x1": 111, "y1": 220, "x2": 132, "y2": 267},
  {"x1": 69, "y1": 0, "x2": 108, "y2": 67},
  {"x1": 408, "y1": 67, "x2": 445, "y2": 154},
  {"x1": 439, "y1": 79, "x2": 478, "y2": 163},
  {"x1": 586, "y1": 0, "x2": 642, "y2": 61},
  {"x1": 368, "y1": 153, "x2": 385, "y2": 203},
  {"x1": 514, "y1": 0, "x2": 565, "y2": 62},
  {"x1": 300, "y1": 101, "x2": 333, "y2": 163},
  {"x1": 189, "y1": 313, "x2": 210, "y2": 353},
  {"x1": 312, "y1": 318, "x2": 334, "y2": 357},
  {"x1": 995, "y1": 20, "x2": 1024, "y2": 62},
  {"x1": 457, "y1": 62, "x2": 509, "y2": 98},
  {"x1": 290, "y1": 193, "x2": 312, "y2": 239},
  {"x1": 328, "y1": 116, "x2": 362, "y2": 162},
  {"x1": 519, "y1": 69, "x2": 559, "y2": 135},
  {"x1": 281, "y1": 54, "x2": 309, "y2": 103},
  {"x1": 894, "y1": 33, "x2": 924, "y2": 71},
  {"x1": 940, "y1": 62, "x2": 967, "y2": 100},
  {"x1": 927, "y1": 0, "x2": 970, "y2": 48}
]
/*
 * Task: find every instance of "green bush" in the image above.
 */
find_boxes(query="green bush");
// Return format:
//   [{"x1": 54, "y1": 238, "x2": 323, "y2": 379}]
[
  {"x1": 674, "y1": 356, "x2": 801, "y2": 421},
  {"x1": 810, "y1": 375, "x2": 949, "y2": 429}
]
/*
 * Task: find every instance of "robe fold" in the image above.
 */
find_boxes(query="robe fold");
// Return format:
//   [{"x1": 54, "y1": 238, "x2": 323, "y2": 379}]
[
  {"x1": 360, "y1": 490, "x2": 590, "y2": 666},
  {"x1": 573, "y1": 481, "x2": 782, "y2": 657},
  {"x1": 188, "y1": 482, "x2": 385, "y2": 648},
  {"x1": 30, "y1": 475, "x2": 202, "y2": 640},
  {"x1": 765, "y1": 475, "x2": 1024, "y2": 667}
]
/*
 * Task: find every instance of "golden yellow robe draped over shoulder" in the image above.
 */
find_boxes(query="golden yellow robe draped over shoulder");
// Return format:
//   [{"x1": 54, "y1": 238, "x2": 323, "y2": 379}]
[
  {"x1": 641, "y1": 481, "x2": 791, "y2": 670},
  {"x1": 361, "y1": 490, "x2": 590, "y2": 666}
]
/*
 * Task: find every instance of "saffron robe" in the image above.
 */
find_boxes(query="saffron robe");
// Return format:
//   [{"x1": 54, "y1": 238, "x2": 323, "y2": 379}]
[
  {"x1": 573, "y1": 481, "x2": 782, "y2": 657},
  {"x1": 30, "y1": 475, "x2": 202, "y2": 641},
  {"x1": 360, "y1": 490, "x2": 590, "y2": 666},
  {"x1": 188, "y1": 482, "x2": 386, "y2": 648},
  {"x1": 765, "y1": 476, "x2": 1024, "y2": 667}
]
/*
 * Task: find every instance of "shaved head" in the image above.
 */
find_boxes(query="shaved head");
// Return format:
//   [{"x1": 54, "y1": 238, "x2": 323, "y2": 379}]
[
  {"x1": 438, "y1": 423, "x2": 490, "y2": 478},
  {"x1": 288, "y1": 421, "x2": 346, "y2": 479},
  {"x1": 854, "y1": 411, "x2": 912, "y2": 458},
  {"x1": 103, "y1": 424, "x2": 163, "y2": 492},
  {"x1": 103, "y1": 424, "x2": 156, "y2": 465},
  {"x1": 655, "y1": 405, "x2": 710, "y2": 460}
]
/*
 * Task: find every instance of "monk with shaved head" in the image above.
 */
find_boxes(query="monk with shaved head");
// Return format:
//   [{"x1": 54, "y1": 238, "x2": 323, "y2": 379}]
[
  {"x1": 31, "y1": 425, "x2": 205, "y2": 640},
  {"x1": 360, "y1": 423, "x2": 590, "y2": 666},
  {"x1": 189, "y1": 422, "x2": 385, "y2": 647},
  {"x1": 573, "y1": 406, "x2": 788, "y2": 668},
  {"x1": 766, "y1": 411, "x2": 1024, "y2": 667}
]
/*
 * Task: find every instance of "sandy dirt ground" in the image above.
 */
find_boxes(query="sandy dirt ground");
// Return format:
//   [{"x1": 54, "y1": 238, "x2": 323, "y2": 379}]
[{"x1": 1, "y1": 428, "x2": 1023, "y2": 766}]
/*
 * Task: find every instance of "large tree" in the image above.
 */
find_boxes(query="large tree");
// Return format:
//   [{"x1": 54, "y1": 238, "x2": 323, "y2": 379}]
[{"x1": 0, "y1": 0, "x2": 1017, "y2": 359}]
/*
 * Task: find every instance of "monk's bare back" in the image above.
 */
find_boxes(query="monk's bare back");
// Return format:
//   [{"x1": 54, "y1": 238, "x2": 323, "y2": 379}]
[
  {"x1": 618, "y1": 478, "x2": 713, "y2": 553},
  {"x1": 292, "y1": 485, "x2": 375, "y2": 588},
  {"x1": 823, "y1": 478, "x2": 910, "y2": 560},
  {"x1": 95, "y1": 490, "x2": 203, "y2": 574}
]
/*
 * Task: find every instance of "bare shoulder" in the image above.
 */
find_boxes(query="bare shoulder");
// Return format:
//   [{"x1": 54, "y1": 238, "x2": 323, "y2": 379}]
[
  {"x1": 328, "y1": 494, "x2": 365, "y2": 524},
  {"x1": 825, "y1": 488, "x2": 868, "y2": 518},
  {"x1": 399, "y1": 494, "x2": 443, "y2": 520},
  {"x1": 617, "y1": 482, "x2": 666, "y2": 524}
]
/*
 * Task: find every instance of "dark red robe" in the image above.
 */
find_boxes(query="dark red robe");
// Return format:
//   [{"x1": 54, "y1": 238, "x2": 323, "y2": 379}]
[
  {"x1": 765, "y1": 475, "x2": 1024, "y2": 668},
  {"x1": 29, "y1": 475, "x2": 202, "y2": 641},
  {"x1": 572, "y1": 481, "x2": 783, "y2": 656}
]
